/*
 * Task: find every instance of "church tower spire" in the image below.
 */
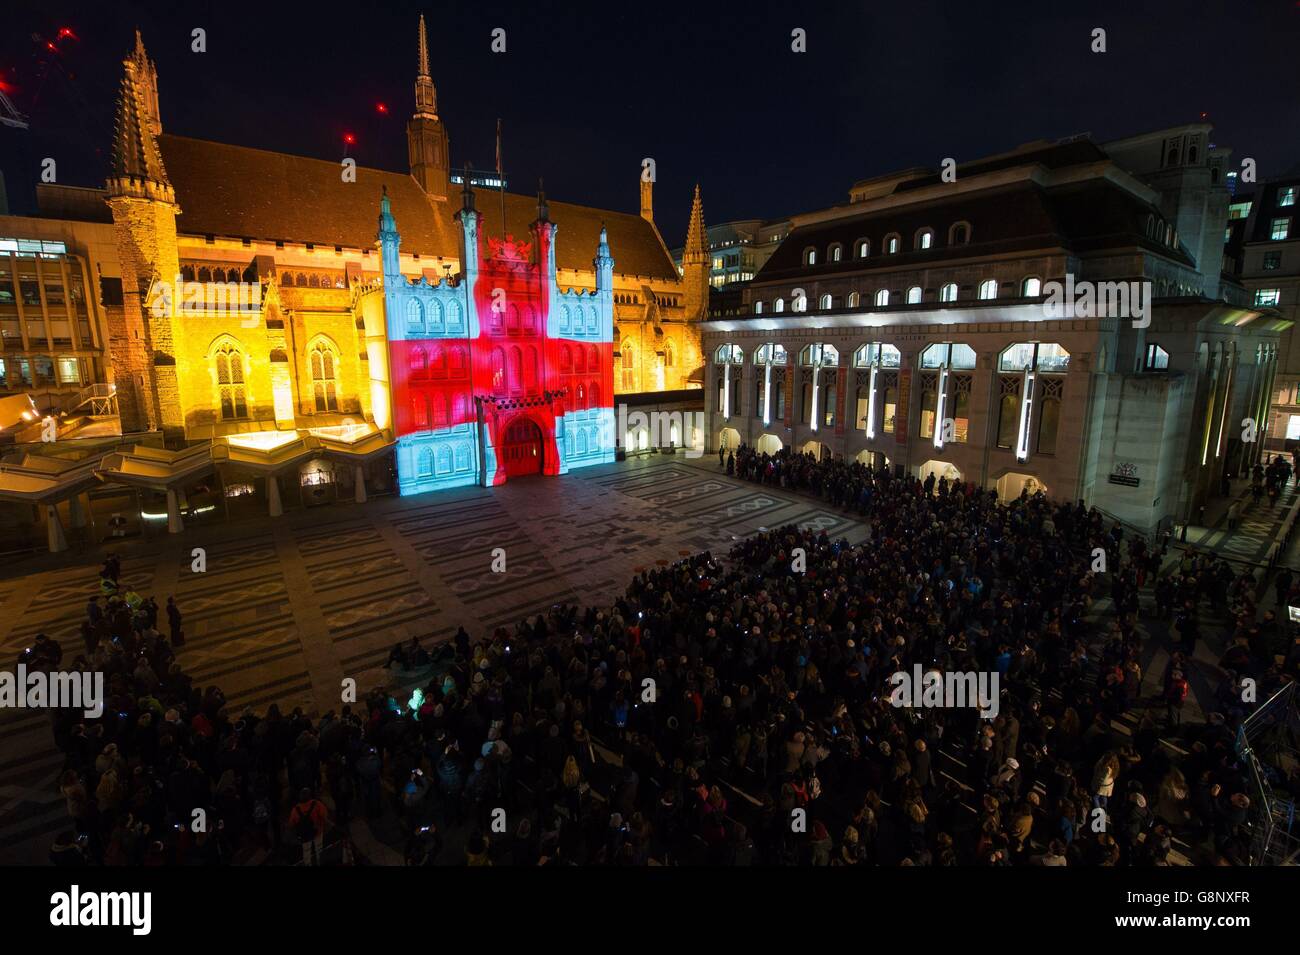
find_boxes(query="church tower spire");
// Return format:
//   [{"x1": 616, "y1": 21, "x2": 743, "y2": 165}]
[
  {"x1": 681, "y1": 184, "x2": 711, "y2": 322},
  {"x1": 407, "y1": 14, "x2": 450, "y2": 200},
  {"x1": 108, "y1": 30, "x2": 171, "y2": 200},
  {"x1": 105, "y1": 30, "x2": 183, "y2": 441}
]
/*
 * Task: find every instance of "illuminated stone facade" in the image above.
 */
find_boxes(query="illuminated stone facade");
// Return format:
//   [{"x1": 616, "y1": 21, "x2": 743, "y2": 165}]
[{"x1": 103, "y1": 22, "x2": 704, "y2": 451}]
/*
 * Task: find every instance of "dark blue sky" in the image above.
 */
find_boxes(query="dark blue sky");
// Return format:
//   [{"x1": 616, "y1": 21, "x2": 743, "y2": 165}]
[{"x1": 2, "y1": 0, "x2": 1298, "y2": 245}]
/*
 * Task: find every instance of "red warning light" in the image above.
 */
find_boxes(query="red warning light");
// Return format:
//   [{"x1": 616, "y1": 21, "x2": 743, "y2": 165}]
[
  {"x1": 376, "y1": 102, "x2": 388, "y2": 114},
  {"x1": 58, "y1": 28, "x2": 76, "y2": 39},
  {"x1": 343, "y1": 133, "x2": 356, "y2": 146}
]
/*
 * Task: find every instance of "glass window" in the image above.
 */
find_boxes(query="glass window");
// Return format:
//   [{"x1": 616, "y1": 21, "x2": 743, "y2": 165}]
[
  {"x1": 978, "y1": 279, "x2": 998, "y2": 300},
  {"x1": 916, "y1": 229, "x2": 933, "y2": 250},
  {"x1": 882, "y1": 384, "x2": 897, "y2": 434},
  {"x1": 1271, "y1": 217, "x2": 1291, "y2": 240},
  {"x1": 999, "y1": 343, "x2": 1035, "y2": 372},
  {"x1": 1255, "y1": 288, "x2": 1281, "y2": 307},
  {"x1": 1280, "y1": 187, "x2": 1296, "y2": 208},
  {"x1": 997, "y1": 391, "x2": 1020, "y2": 449},
  {"x1": 939, "y1": 283, "x2": 958, "y2": 303},
  {"x1": 874, "y1": 289, "x2": 889, "y2": 306},
  {"x1": 55, "y1": 356, "x2": 80, "y2": 384},
  {"x1": 1022, "y1": 277, "x2": 1041, "y2": 297},
  {"x1": 1145, "y1": 344, "x2": 1170, "y2": 371},
  {"x1": 1036, "y1": 343, "x2": 1070, "y2": 372},
  {"x1": 907, "y1": 286, "x2": 922, "y2": 304},
  {"x1": 1037, "y1": 395, "x2": 1060, "y2": 455},
  {"x1": 951, "y1": 344, "x2": 976, "y2": 369}
]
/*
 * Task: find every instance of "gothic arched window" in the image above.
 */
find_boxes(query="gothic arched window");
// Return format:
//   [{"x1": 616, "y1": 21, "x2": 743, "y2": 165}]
[
  {"x1": 213, "y1": 343, "x2": 247, "y2": 420},
  {"x1": 310, "y1": 340, "x2": 338, "y2": 412}
]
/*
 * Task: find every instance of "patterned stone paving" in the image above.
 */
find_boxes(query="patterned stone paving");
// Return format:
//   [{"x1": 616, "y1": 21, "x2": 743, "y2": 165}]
[{"x1": 0, "y1": 453, "x2": 869, "y2": 861}]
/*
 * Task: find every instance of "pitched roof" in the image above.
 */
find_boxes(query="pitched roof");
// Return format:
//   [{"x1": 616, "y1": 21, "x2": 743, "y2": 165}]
[
  {"x1": 756, "y1": 178, "x2": 1191, "y2": 285},
  {"x1": 157, "y1": 134, "x2": 679, "y2": 280}
]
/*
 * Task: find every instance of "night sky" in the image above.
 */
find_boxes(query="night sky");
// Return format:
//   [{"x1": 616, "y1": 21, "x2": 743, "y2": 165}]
[{"x1": 2, "y1": 0, "x2": 1298, "y2": 246}]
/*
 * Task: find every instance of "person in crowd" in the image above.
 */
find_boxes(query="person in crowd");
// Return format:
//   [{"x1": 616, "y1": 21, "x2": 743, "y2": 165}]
[{"x1": 37, "y1": 446, "x2": 1284, "y2": 866}]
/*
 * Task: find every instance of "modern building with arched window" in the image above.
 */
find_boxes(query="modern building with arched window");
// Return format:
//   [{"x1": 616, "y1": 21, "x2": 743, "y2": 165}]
[{"x1": 700, "y1": 126, "x2": 1280, "y2": 531}]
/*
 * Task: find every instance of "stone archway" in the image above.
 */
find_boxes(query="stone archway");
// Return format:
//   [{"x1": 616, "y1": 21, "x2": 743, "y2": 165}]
[{"x1": 500, "y1": 415, "x2": 544, "y2": 478}]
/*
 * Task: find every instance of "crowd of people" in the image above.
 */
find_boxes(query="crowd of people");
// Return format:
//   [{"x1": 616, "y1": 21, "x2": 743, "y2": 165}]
[{"x1": 31, "y1": 446, "x2": 1300, "y2": 866}]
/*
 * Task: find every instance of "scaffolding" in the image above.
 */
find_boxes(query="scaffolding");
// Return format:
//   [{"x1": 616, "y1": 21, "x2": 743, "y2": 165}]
[{"x1": 1236, "y1": 681, "x2": 1300, "y2": 865}]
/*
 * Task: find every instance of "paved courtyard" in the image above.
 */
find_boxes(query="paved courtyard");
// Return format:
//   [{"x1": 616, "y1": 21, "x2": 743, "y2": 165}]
[{"x1": 0, "y1": 453, "x2": 868, "y2": 861}]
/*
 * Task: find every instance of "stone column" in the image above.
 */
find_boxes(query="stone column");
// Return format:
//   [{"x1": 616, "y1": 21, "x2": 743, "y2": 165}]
[
  {"x1": 354, "y1": 464, "x2": 367, "y2": 504},
  {"x1": 166, "y1": 487, "x2": 184, "y2": 534},
  {"x1": 267, "y1": 473, "x2": 283, "y2": 517},
  {"x1": 68, "y1": 493, "x2": 86, "y2": 530},
  {"x1": 47, "y1": 504, "x2": 67, "y2": 553}
]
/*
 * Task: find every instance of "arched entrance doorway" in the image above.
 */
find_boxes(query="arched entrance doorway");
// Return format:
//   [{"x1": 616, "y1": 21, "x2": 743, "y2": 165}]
[
  {"x1": 717, "y1": 427, "x2": 741, "y2": 452},
  {"x1": 918, "y1": 459, "x2": 962, "y2": 484},
  {"x1": 755, "y1": 434, "x2": 783, "y2": 454},
  {"x1": 501, "y1": 417, "x2": 543, "y2": 478}
]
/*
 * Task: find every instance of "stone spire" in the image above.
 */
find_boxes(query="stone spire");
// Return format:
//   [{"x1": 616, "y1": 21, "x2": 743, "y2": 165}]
[
  {"x1": 377, "y1": 185, "x2": 402, "y2": 278},
  {"x1": 681, "y1": 184, "x2": 711, "y2": 322},
  {"x1": 682, "y1": 184, "x2": 708, "y2": 266},
  {"x1": 108, "y1": 30, "x2": 172, "y2": 202},
  {"x1": 407, "y1": 14, "x2": 450, "y2": 200},
  {"x1": 414, "y1": 13, "x2": 437, "y2": 118},
  {"x1": 536, "y1": 178, "x2": 549, "y2": 222}
]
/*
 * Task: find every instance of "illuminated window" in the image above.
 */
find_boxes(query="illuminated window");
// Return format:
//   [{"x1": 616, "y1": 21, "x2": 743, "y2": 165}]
[
  {"x1": 847, "y1": 291, "x2": 860, "y2": 307},
  {"x1": 907, "y1": 286, "x2": 922, "y2": 304},
  {"x1": 804, "y1": 247, "x2": 817, "y2": 266},
  {"x1": 1280, "y1": 187, "x2": 1296, "y2": 208},
  {"x1": 774, "y1": 298, "x2": 785, "y2": 313},
  {"x1": 1021, "y1": 276, "x2": 1041, "y2": 297},
  {"x1": 978, "y1": 279, "x2": 998, "y2": 300},
  {"x1": 884, "y1": 234, "x2": 900, "y2": 254},
  {"x1": 1144, "y1": 343, "x2": 1170, "y2": 371},
  {"x1": 820, "y1": 293, "x2": 833, "y2": 309},
  {"x1": 310, "y1": 341, "x2": 338, "y2": 412},
  {"x1": 915, "y1": 229, "x2": 934, "y2": 250},
  {"x1": 1255, "y1": 288, "x2": 1281, "y2": 307},
  {"x1": 1271, "y1": 217, "x2": 1291, "y2": 241},
  {"x1": 874, "y1": 289, "x2": 890, "y2": 306},
  {"x1": 829, "y1": 243, "x2": 843, "y2": 262},
  {"x1": 939, "y1": 283, "x2": 958, "y2": 302},
  {"x1": 855, "y1": 239, "x2": 870, "y2": 258},
  {"x1": 406, "y1": 299, "x2": 423, "y2": 331},
  {"x1": 622, "y1": 340, "x2": 637, "y2": 391},
  {"x1": 213, "y1": 343, "x2": 248, "y2": 420}
]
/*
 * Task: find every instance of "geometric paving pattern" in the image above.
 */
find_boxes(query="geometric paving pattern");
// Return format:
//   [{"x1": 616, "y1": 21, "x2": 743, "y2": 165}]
[{"x1": 0, "y1": 453, "x2": 869, "y2": 861}]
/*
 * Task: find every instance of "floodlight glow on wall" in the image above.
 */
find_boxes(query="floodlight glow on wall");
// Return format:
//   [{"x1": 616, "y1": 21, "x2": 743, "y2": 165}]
[
  {"x1": 933, "y1": 368, "x2": 949, "y2": 449},
  {"x1": 1016, "y1": 372, "x2": 1034, "y2": 461},
  {"x1": 865, "y1": 366, "x2": 878, "y2": 439}
]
